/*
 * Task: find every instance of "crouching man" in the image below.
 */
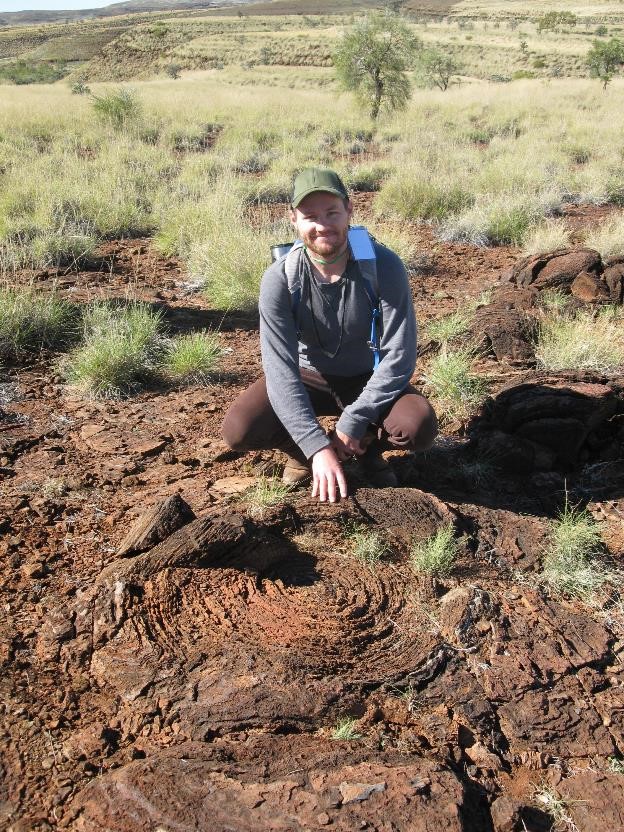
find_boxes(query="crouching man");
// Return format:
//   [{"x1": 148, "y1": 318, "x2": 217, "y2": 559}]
[{"x1": 222, "y1": 167, "x2": 437, "y2": 502}]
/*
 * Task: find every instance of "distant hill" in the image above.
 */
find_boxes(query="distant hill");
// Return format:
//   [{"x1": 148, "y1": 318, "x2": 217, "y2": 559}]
[{"x1": 0, "y1": 1, "x2": 238, "y2": 28}]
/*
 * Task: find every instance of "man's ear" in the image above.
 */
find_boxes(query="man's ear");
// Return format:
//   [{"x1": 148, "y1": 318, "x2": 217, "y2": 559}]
[
  {"x1": 289, "y1": 207, "x2": 298, "y2": 229},
  {"x1": 346, "y1": 200, "x2": 353, "y2": 221}
]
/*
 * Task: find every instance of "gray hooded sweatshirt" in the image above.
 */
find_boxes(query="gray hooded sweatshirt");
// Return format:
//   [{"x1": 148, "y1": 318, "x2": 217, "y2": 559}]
[{"x1": 259, "y1": 241, "x2": 417, "y2": 460}]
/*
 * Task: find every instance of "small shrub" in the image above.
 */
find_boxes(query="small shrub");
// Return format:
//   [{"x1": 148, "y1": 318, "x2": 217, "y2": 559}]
[
  {"x1": 165, "y1": 63, "x2": 182, "y2": 80},
  {"x1": 331, "y1": 717, "x2": 362, "y2": 741},
  {"x1": 92, "y1": 88, "x2": 142, "y2": 131},
  {"x1": 410, "y1": 524, "x2": 459, "y2": 576},
  {"x1": 62, "y1": 302, "x2": 164, "y2": 397},
  {"x1": 542, "y1": 502, "x2": 609, "y2": 599},
  {"x1": 71, "y1": 81, "x2": 91, "y2": 95},
  {"x1": 242, "y1": 476, "x2": 293, "y2": 519},
  {"x1": 0, "y1": 288, "x2": 78, "y2": 359},
  {"x1": 423, "y1": 311, "x2": 471, "y2": 346},
  {"x1": 163, "y1": 331, "x2": 223, "y2": 384},
  {"x1": 345, "y1": 522, "x2": 388, "y2": 568},
  {"x1": 535, "y1": 307, "x2": 624, "y2": 372},
  {"x1": 424, "y1": 348, "x2": 486, "y2": 422}
]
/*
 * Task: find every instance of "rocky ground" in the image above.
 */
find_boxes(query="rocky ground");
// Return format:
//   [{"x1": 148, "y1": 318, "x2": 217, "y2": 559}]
[{"x1": 1, "y1": 206, "x2": 624, "y2": 832}]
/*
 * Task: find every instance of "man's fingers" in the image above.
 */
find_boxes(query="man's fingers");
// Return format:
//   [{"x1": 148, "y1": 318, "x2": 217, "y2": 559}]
[
  {"x1": 337, "y1": 468, "x2": 348, "y2": 500},
  {"x1": 327, "y1": 474, "x2": 337, "y2": 503}
]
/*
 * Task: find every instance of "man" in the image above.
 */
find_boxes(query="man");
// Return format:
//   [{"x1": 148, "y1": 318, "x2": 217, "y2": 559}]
[{"x1": 222, "y1": 167, "x2": 437, "y2": 502}]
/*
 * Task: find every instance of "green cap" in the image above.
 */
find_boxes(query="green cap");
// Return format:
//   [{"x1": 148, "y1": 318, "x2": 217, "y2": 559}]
[{"x1": 291, "y1": 167, "x2": 348, "y2": 208}]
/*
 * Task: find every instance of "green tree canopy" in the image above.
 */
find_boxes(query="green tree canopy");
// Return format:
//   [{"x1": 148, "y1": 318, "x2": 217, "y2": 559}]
[
  {"x1": 419, "y1": 48, "x2": 461, "y2": 91},
  {"x1": 537, "y1": 11, "x2": 577, "y2": 33},
  {"x1": 333, "y1": 12, "x2": 421, "y2": 120},
  {"x1": 587, "y1": 37, "x2": 624, "y2": 89}
]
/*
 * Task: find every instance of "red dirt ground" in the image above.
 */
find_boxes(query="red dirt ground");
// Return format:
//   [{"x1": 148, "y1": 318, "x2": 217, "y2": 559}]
[{"x1": 1, "y1": 203, "x2": 624, "y2": 832}]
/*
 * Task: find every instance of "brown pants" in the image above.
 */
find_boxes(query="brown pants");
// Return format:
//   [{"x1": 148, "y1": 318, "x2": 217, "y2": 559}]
[{"x1": 221, "y1": 368, "x2": 438, "y2": 461}]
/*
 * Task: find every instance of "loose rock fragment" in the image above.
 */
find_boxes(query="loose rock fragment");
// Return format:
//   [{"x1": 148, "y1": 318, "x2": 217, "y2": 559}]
[{"x1": 116, "y1": 494, "x2": 196, "y2": 557}]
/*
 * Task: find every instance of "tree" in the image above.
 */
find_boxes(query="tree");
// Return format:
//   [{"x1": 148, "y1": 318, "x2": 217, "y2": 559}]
[
  {"x1": 419, "y1": 48, "x2": 461, "y2": 91},
  {"x1": 587, "y1": 38, "x2": 624, "y2": 89},
  {"x1": 333, "y1": 12, "x2": 421, "y2": 120},
  {"x1": 537, "y1": 11, "x2": 577, "y2": 33}
]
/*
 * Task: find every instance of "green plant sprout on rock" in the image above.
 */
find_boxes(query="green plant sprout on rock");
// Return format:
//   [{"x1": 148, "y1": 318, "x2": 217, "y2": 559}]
[
  {"x1": 542, "y1": 501, "x2": 609, "y2": 601},
  {"x1": 423, "y1": 348, "x2": 486, "y2": 424},
  {"x1": 331, "y1": 717, "x2": 362, "y2": 741},
  {"x1": 242, "y1": 476, "x2": 293, "y2": 519},
  {"x1": 344, "y1": 522, "x2": 388, "y2": 568},
  {"x1": 410, "y1": 524, "x2": 459, "y2": 576}
]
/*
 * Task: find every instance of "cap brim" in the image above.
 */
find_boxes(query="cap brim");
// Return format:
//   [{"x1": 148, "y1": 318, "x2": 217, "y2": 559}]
[{"x1": 291, "y1": 187, "x2": 347, "y2": 208}]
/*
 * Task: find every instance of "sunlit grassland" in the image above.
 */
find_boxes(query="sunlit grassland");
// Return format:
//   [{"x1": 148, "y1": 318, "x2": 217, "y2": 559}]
[{"x1": 2, "y1": 73, "x2": 624, "y2": 310}]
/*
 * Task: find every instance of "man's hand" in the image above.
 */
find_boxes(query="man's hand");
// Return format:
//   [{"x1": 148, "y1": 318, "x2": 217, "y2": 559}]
[
  {"x1": 311, "y1": 446, "x2": 348, "y2": 502},
  {"x1": 331, "y1": 429, "x2": 368, "y2": 461}
]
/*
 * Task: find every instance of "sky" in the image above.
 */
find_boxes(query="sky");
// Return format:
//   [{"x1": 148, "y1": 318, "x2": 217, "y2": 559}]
[{"x1": 0, "y1": 1, "x2": 113, "y2": 10}]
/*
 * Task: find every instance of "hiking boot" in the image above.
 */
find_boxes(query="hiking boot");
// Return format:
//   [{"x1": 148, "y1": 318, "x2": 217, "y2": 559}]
[
  {"x1": 282, "y1": 456, "x2": 310, "y2": 486},
  {"x1": 359, "y1": 445, "x2": 398, "y2": 488}
]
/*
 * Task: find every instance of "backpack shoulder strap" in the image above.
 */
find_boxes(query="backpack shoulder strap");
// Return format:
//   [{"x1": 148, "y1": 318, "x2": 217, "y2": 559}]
[{"x1": 284, "y1": 240, "x2": 305, "y2": 315}]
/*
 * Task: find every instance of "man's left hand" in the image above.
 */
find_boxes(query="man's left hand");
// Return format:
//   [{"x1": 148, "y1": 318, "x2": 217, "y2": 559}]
[{"x1": 331, "y1": 429, "x2": 369, "y2": 461}]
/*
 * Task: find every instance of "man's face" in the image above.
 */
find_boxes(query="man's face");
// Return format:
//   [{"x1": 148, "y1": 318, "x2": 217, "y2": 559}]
[{"x1": 290, "y1": 192, "x2": 352, "y2": 259}]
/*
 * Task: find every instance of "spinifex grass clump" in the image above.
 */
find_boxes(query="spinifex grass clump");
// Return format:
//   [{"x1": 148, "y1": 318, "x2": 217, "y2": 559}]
[
  {"x1": 584, "y1": 215, "x2": 624, "y2": 261},
  {"x1": 424, "y1": 348, "x2": 486, "y2": 423},
  {"x1": 163, "y1": 331, "x2": 223, "y2": 385},
  {"x1": 543, "y1": 503, "x2": 609, "y2": 599},
  {"x1": 423, "y1": 310, "x2": 471, "y2": 347},
  {"x1": 535, "y1": 306, "x2": 624, "y2": 372},
  {"x1": 410, "y1": 524, "x2": 459, "y2": 576},
  {"x1": 91, "y1": 88, "x2": 142, "y2": 131},
  {"x1": 243, "y1": 476, "x2": 293, "y2": 519},
  {"x1": 62, "y1": 302, "x2": 164, "y2": 397},
  {"x1": 522, "y1": 218, "x2": 571, "y2": 255},
  {"x1": 0, "y1": 287, "x2": 78, "y2": 359}
]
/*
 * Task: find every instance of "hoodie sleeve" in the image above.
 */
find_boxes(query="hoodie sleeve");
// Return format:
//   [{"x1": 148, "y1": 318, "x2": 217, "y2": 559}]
[{"x1": 259, "y1": 261, "x2": 331, "y2": 460}]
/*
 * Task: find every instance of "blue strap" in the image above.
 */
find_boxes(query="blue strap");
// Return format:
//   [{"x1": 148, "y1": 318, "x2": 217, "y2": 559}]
[{"x1": 369, "y1": 306, "x2": 381, "y2": 369}]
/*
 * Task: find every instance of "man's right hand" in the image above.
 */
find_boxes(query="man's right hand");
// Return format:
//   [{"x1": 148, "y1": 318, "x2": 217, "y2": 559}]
[{"x1": 311, "y1": 446, "x2": 348, "y2": 503}]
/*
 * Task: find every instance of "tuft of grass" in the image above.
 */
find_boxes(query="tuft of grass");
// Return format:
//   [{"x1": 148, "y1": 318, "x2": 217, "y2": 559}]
[
  {"x1": 163, "y1": 331, "x2": 223, "y2": 385},
  {"x1": 538, "y1": 287, "x2": 570, "y2": 314},
  {"x1": 345, "y1": 522, "x2": 388, "y2": 568},
  {"x1": 190, "y1": 226, "x2": 273, "y2": 311},
  {"x1": 542, "y1": 502, "x2": 608, "y2": 600},
  {"x1": 331, "y1": 716, "x2": 362, "y2": 741},
  {"x1": 609, "y1": 757, "x2": 624, "y2": 774},
  {"x1": 440, "y1": 190, "x2": 561, "y2": 247},
  {"x1": 91, "y1": 88, "x2": 142, "y2": 131},
  {"x1": 584, "y1": 215, "x2": 624, "y2": 262},
  {"x1": 0, "y1": 288, "x2": 78, "y2": 359},
  {"x1": 423, "y1": 348, "x2": 487, "y2": 423},
  {"x1": 410, "y1": 524, "x2": 459, "y2": 576},
  {"x1": 376, "y1": 177, "x2": 472, "y2": 222},
  {"x1": 61, "y1": 302, "x2": 164, "y2": 397},
  {"x1": 522, "y1": 218, "x2": 571, "y2": 255},
  {"x1": 533, "y1": 784, "x2": 581, "y2": 832},
  {"x1": 242, "y1": 476, "x2": 293, "y2": 519},
  {"x1": 423, "y1": 310, "x2": 471, "y2": 347},
  {"x1": 535, "y1": 306, "x2": 624, "y2": 372}
]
